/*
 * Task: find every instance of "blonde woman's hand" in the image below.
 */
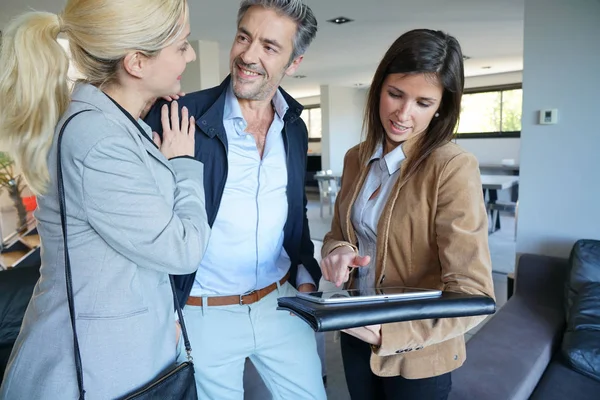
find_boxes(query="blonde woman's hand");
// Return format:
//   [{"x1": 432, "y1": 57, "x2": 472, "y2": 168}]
[
  {"x1": 320, "y1": 245, "x2": 370, "y2": 287},
  {"x1": 161, "y1": 92, "x2": 185, "y2": 102},
  {"x1": 153, "y1": 101, "x2": 195, "y2": 159},
  {"x1": 140, "y1": 93, "x2": 185, "y2": 120}
]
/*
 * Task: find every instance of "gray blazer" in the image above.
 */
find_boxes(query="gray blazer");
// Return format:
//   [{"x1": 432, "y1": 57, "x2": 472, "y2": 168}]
[{"x1": 0, "y1": 84, "x2": 210, "y2": 400}]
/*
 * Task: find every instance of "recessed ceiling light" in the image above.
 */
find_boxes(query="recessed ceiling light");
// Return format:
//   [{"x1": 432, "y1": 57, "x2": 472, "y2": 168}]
[
  {"x1": 327, "y1": 16, "x2": 353, "y2": 25},
  {"x1": 292, "y1": 74, "x2": 307, "y2": 79}
]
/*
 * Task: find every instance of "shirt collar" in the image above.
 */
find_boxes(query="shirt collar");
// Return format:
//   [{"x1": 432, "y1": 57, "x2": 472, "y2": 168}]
[
  {"x1": 271, "y1": 87, "x2": 289, "y2": 120},
  {"x1": 369, "y1": 142, "x2": 406, "y2": 175},
  {"x1": 223, "y1": 82, "x2": 244, "y2": 123}
]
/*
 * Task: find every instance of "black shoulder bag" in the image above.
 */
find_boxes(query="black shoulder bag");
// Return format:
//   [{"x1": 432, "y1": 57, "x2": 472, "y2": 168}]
[{"x1": 58, "y1": 110, "x2": 198, "y2": 400}]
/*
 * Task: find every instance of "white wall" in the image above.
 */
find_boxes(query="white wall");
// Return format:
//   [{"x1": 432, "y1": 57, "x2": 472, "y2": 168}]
[
  {"x1": 455, "y1": 138, "x2": 520, "y2": 165},
  {"x1": 320, "y1": 86, "x2": 368, "y2": 173},
  {"x1": 516, "y1": 0, "x2": 600, "y2": 257},
  {"x1": 297, "y1": 95, "x2": 320, "y2": 107},
  {"x1": 180, "y1": 40, "x2": 221, "y2": 92}
]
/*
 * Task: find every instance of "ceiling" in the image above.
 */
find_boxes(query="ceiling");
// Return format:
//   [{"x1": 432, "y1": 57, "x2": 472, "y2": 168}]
[{"x1": 0, "y1": 0, "x2": 525, "y2": 98}]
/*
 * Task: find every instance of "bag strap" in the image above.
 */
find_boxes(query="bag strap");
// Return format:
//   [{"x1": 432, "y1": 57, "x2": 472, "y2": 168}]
[
  {"x1": 170, "y1": 277, "x2": 193, "y2": 362},
  {"x1": 57, "y1": 109, "x2": 194, "y2": 400},
  {"x1": 57, "y1": 110, "x2": 91, "y2": 399}
]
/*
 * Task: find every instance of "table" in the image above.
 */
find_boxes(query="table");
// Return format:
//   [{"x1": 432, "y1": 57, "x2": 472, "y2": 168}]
[
  {"x1": 479, "y1": 163, "x2": 520, "y2": 172},
  {"x1": 313, "y1": 173, "x2": 342, "y2": 217},
  {"x1": 313, "y1": 173, "x2": 342, "y2": 186},
  {"x1": 481, "y1": 175, "x2": 519, "y2": 191},
  {"x1": 481, "y1": 175, "x2": 519, "y2": 233},
  {"x1": 480, "y1": 164, "x2": 520, "y2": 202}
]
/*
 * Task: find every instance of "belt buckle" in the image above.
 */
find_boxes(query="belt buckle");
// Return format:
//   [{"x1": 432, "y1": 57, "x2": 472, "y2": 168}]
[{"x1": 240, "y1": 290, "x2": 257, "y2": 305}]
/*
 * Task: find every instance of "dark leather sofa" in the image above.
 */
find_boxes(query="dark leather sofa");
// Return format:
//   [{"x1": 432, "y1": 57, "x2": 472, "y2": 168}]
[
  {"x1": 0, "y1": 265, "x2": 39, "y2": 385},
  {"x1": 450, "y1": 239, "x2": 600, "y2": 400}
]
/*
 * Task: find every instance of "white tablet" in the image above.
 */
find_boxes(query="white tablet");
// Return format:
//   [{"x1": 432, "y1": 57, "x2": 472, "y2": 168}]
[{"x1": 296, "y1": 286, "x2": 442, "y2": 304}]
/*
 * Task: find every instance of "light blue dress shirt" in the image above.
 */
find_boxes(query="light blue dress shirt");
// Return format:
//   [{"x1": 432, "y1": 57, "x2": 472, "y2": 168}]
[
  {"x1": 351, "y1": 143, "x2": 406, "y2": 292},
  {"x1": 190, "y1": 84, "x2": 313, "y2": 296}
]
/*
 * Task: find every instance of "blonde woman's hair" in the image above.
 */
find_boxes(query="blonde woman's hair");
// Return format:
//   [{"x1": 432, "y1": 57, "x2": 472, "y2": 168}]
[{"x1": 0, "y1": 0, "x2": 188, "y2": 194}]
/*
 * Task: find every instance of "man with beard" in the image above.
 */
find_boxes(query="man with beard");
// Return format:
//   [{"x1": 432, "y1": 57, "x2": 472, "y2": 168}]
[{"x1": 145, "y1": 1, "x2": 325, "y2": 398}]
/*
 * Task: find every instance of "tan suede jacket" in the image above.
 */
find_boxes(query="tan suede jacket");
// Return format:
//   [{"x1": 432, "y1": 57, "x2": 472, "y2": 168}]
[{"x1": 322, "y1": 138, "x2": 495, "y2": 379}]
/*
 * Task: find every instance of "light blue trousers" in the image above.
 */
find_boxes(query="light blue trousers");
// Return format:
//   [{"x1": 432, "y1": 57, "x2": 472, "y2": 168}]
[{"x1": 178, "y1": 282, "x2": 326, "y2": 400}]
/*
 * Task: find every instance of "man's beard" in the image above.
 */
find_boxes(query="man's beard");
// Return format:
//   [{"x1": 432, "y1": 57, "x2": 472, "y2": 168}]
[{"x1": 232, "y1": 58, "x2": 284, "y2": 101}]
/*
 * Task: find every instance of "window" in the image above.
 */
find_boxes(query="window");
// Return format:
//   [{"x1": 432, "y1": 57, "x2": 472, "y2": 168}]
[
  {"x1": 300, "y1": 106, "x2": 322, "y2": 141},
  {"x1": 456, "y1": 85, "x2": 522, "y2": 138}
]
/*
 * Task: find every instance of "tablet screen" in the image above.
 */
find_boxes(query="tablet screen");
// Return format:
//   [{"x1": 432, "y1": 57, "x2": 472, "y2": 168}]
[{"x1": 297, "y1": 286, "x2": 442, "y2": 304}]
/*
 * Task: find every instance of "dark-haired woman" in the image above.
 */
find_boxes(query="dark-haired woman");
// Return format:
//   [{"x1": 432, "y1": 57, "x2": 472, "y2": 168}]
[{"x1": 320, "y1": 29, "x2": 495, "y2": 400}]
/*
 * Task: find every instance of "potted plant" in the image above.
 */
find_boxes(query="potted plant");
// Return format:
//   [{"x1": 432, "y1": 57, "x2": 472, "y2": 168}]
[{"x1": 0, "y1": 152, "x2": 28, "y2": 232}]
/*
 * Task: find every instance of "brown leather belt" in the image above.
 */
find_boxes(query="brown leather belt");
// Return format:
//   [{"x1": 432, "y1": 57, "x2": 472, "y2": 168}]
[{"x1": 186, "y1": 271, "x2": 290, "y2": 307}]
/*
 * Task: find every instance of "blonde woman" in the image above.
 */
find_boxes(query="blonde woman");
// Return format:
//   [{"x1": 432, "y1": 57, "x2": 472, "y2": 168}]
[{"x1": 0, "y1": 0, "x2": 210, "y2": 398}]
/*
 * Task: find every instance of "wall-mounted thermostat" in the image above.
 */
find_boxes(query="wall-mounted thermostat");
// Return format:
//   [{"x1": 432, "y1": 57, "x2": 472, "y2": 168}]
[{"x1": 539, "y1": 109, "x2": 558, "y2": 125}]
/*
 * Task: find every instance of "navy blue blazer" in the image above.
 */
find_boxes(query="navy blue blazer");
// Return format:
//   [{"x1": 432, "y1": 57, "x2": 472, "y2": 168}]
[{"x1": 145, "y1": 76, "x2": 321, "y2": 306}]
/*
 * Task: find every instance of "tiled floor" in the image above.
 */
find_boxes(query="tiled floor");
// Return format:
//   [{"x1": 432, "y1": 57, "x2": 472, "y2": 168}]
[{"x1": 307, "y1": 194, "x2": 513, "y2": 399}]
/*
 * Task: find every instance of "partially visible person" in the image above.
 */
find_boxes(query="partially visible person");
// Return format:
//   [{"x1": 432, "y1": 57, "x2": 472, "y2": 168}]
[
  {"x1": 0, "y1": 0, "x2": 210, "y2": 398},
  {"x1": 320, "y1": 29, "x2": 495, "y2": 400},
  {"x1": 144, "y1": 0, "x2": 326, "y2": 398}
]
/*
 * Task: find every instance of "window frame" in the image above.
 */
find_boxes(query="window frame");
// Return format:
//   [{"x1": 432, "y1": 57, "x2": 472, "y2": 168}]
[
  {"x1": 300, "y1": 104, "x2": 323, "y2": 143},
  {"x1": 455, "y1": 83, "x2": 522, "y2": 139}
]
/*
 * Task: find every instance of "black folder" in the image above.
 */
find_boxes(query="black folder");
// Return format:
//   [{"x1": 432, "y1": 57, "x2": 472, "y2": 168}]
[{"x1": 277, "y1": 291, "x2": 496, "y2": 332}]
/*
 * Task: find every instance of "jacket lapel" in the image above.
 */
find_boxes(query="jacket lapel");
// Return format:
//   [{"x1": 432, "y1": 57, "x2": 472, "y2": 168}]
[
  {"x1": 374, "y1": 136, "x2": 421, "y2": 284},
  {"x1": 344, "y1": 137, "x2": 421, "y2": 286},
  {"x1": 136, "y1": 126, "x2": 173, "y2": 171},
  {"x1": 72, "y1": 84, "x2": 174, "y2": 171},
  {"x1": 197, "y1": 78, "x2": 229, "y2": 141}
]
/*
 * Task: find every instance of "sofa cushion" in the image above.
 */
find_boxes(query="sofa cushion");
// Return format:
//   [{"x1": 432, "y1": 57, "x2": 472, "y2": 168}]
[
  {"x1": 565, "y1": 239, "x2": 600, "y2": 317},
  {"x1": 562, "y1": 283, "x2": 600, "y2": 381},
  {"x1": 562, "y1": 240, "x2": 600, "y2": 381},
  {"x1": 0, "y1": 266, "x2": 39, "y2": 385},
  {"x1": 0, "y1": 343, "x2": 13, "y2": 384},
  {"x1": 448, "y1": 297, "x2": 565, "y2": 400},
  {"x1": 530, "y1": 357, "x2": 600, "y2": 400}
]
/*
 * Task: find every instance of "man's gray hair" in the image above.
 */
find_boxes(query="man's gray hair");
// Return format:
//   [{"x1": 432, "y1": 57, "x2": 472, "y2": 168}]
[{"x1": 237, "y1": 0, "x2": 318, "y2": 61}]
